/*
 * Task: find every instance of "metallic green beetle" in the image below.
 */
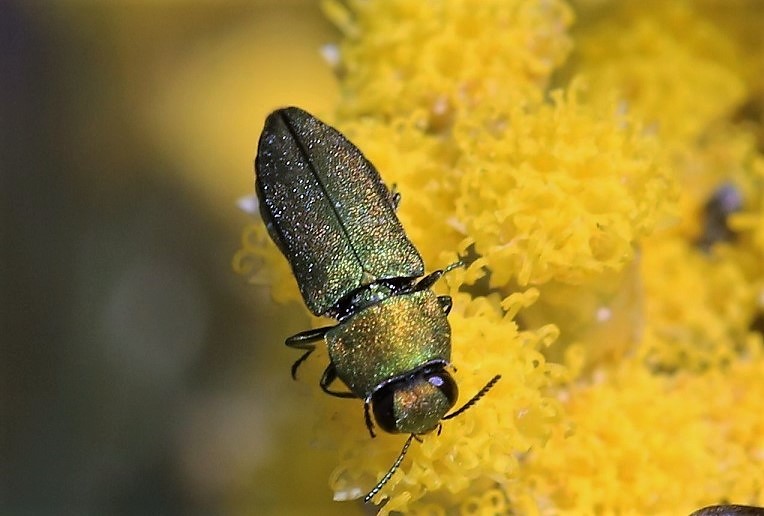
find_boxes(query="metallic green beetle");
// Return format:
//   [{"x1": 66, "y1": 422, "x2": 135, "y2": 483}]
[
  {"x1": 255, "y1": 107, "x2": 500, "y2": 502},
  {"x1": 690, "y1": 505, "x2": 764, "y2": 516}
]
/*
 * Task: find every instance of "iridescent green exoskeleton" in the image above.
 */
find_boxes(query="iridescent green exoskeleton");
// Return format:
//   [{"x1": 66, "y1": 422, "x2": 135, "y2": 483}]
[
  {"x1": 254, "y1": 107, "x2": 500, "y2": 503},
  {"x1": 690, "y1": 504, "x2": 764, "y2": 516}
]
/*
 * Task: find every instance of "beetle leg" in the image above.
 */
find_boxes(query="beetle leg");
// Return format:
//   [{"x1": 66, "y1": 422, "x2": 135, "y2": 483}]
[
  {"x1": 320, "y1": 364, "x2": 357, "y2": 399},
  {"x1": 286, "y1": 325, "x2": 333, "y2": 346},
  {"x1": 413, "y1": 269, "x2": 444, "y2": 291},
  {"x1": 363, "y1": 401, "x2": 376, "y2": 438},
  {"x1": 413, "y1": 260, "x2": 466, "y2": 292},
  {"x1": 290, "y1": 350, "x2": 313, "y2": 380},
  {"x1": 388, "y1": 183, "x2": 401, "y2": 210},
  {"x1": 442, "y1": 260, "x2": 466, "y2": 274},
  {"x1": 437, "y1": 295, "x2": 453, "y2": 315},
  {"x1": 285, "y1": 326, "x2": 333, "y2": 379}
]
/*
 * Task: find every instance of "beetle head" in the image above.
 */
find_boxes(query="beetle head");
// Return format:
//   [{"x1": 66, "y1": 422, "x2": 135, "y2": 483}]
[
  {"x1": 371, "y1": 366, "x2": 458, "y2": 434},
  {"x1": 364, "y1": 373, "x2": 502, "y2": 503}
]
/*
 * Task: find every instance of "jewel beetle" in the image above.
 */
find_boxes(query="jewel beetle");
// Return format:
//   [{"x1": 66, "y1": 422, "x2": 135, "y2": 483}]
[{"x1": 254, "y1": 107, "x2": 501, "y2": 503}]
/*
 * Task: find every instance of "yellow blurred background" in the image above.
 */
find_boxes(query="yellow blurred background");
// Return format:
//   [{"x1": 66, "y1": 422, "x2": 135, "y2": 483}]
[{"x1": 2, "y1": 1, "x2": 348, "y2": 513}]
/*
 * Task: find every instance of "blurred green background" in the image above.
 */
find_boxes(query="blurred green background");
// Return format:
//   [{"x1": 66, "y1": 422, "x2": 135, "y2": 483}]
[{"x1": 2, "y1": 1, "x2": 349, "y2": 514}]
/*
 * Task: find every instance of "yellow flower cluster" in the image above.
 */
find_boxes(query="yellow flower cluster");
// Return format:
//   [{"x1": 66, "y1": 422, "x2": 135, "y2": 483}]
[
  {"x1": 507, "y1": 354, "x2": 764, "y2": 514},
  {"x1": 324, "y1": 0, "x2": 574, "y2": 121},
  {"x1": 571, "y1": 1, "x2": 746, "y2": 148},
  {"x1": 454, "y1": 83, "x2": 674, "y2": 288},
  {"x1": 236, "y1": 0, "x2": 764, "y2": 513}
]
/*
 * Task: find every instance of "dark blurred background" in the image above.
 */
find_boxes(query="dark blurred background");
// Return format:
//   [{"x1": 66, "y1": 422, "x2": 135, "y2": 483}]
[{"x1": 2, "y1": 1, "x2": 347, "y2": 514}]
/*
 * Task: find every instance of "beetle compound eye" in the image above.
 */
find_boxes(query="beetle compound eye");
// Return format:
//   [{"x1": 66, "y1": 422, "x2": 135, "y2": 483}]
[
  {"x1": 371, "y1": 383, "x2": 399, "y2": 434},
  {"x1": 425, "y1": 370, "x2": 459, "y2": 408}
]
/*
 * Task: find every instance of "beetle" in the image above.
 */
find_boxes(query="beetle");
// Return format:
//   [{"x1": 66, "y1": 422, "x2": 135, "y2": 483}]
[
  {"x1": 690, "y1": 505, "x2": 764, "y2": 516},
  {"x1": 254, "y1": 107, "x2": 500, "y2": 502}
]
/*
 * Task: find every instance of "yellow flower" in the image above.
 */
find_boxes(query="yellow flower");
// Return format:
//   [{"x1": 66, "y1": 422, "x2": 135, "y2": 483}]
[
  {"x1": 237, "y1": 0, "x2": 764, "y2": 513},
  {"x1": 455, "y1": 82, "x2": 674, "y2": 288},
  {"x1": 570, "y1": 0, "x2": 746, "y2": 148},
  {"x1": 325, "y1": 0, "x2": 574, "y2": 122},
  {"x1": 508, "y1": 356, "x2": 764, "y2": 514}
]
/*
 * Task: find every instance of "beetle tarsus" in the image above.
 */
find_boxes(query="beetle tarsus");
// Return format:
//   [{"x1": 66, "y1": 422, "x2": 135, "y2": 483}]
[
  {"x1": 320, "y1": 364, "x2": 357, "y2": 398},
  {"x1": 442, "y1": 260, "x2": 465, "y2": 275},
  {"x1": 413, "y1": 260, "x2": 465, "y2": 292},
  {"x1": 290, "y1": 350, "x2": 313, "y2": 380},
  {"x1": 286, "y1": 326, "x2": 334, "y2": 378}
]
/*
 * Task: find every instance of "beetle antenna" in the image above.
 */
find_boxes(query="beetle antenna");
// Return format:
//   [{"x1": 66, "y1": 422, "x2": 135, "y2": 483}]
[
  {"x1": 443, "y1": 375, "x2": 501, "y2": 420},
  {"x1": 364, "y1": 433, "x2": 415, "y2": 504}
]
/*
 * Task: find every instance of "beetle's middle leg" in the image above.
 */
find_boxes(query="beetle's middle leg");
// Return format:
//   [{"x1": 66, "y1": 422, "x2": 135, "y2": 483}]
[
  {"x1": 320, "y1": 363, "x2": 357, "y2": 399},
  {"x1": 321, "y1": 366, "x2": 377, "y2": 438},
  {"x1": 413, "y1": 260, "x2": 465, "y2": 292},
  {"x1": 286, "y1": 325, "x2": 333, "y2": 379},
  {"x1": 387, "y1": 183, "x2": 401, "y2": 210},
  {"x1": 437, "y1": 295, "x2": 453, "y2": 315}
]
